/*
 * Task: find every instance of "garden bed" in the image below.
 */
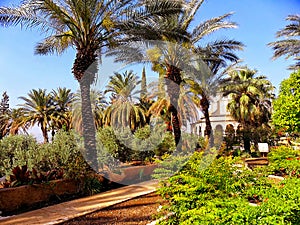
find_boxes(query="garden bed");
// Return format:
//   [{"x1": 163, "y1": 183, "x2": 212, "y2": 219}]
[
  {"x1": 244, "y1": 157, "x2": 269, "y2": 169},
  {"x1": 101, "y1": 163, "x2": 158, "y2": 185}
]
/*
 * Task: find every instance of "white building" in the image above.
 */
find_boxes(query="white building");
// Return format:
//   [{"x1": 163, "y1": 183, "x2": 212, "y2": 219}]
[{"x1": 191, "y1": 94, "x2": 239, "y2": 138}]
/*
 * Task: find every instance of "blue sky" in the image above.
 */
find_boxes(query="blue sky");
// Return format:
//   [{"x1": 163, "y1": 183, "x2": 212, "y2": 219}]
[{"x1": 0, "y1": 0, "x2": 299, "y2": 108}]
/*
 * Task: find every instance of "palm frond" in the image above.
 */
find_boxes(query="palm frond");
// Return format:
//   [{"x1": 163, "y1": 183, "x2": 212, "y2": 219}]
[{"x1": 191, "y1": 12, "x2": 238, "y2": 43}]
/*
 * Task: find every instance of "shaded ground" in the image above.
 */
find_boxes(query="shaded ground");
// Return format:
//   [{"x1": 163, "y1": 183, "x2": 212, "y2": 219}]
[{"x1": 62, "y1": 192, "x2": 168, "y2": 225}]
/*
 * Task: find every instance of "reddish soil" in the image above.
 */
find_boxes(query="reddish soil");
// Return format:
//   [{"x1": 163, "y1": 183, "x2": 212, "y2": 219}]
[{"x1": 62, "y1": 192, "x2": 168, "y2": 225}]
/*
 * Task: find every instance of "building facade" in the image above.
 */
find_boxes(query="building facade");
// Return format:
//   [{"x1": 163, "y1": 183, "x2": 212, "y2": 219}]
[{"x1": 191, "y1": 94, "x2": 239, "y2": 140}]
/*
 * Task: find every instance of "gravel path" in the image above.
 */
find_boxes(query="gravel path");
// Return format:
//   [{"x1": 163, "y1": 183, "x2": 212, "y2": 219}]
[{"x1": 62, "y1": 192, "x2": 168, "y2": 225}]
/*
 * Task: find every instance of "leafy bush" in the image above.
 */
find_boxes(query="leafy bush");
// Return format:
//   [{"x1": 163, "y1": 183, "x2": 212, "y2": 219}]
[
  {"x1": 267, "y1": 146, "x2": 300, "y2": 177},
  {"x1": 38, "y1": 130, "x2": 91, "y2": 179},
  {"x1": 157, "y1": 152, "x2": 300, "y2": 224},
  {"x1": 0, "y1": 135, "x2": 38, "y2": 176},
  {"x1": 97, "y1": 125, "x2": 176, "y2": 164},
  {"x1": 0, "y1": 131, "x2": 91, "y2": 180},
  {"x1": 97, "y1": 127, "x2": 133, "y2": 164},
  {"x1": 3, "y1": 165, "x2": 64, "y2": 187}
]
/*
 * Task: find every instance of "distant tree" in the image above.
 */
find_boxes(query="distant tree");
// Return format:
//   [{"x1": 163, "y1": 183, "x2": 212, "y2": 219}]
[
  {"x1": 51, "y1": 87, "x2": 74, "y2": 134},
  {"x1": 104, "y1": 71, "x2": 146, "y2": 131},
  {"x1": 19, "y1": 89, "x2": 54, "y2": 143},
  {"x1": 0, "y1": 92, "x2": 10, "y2": 138},
  {"x1": 268, "y1": 14, "x2": 300, "y2": 70},
  {"x1": 272, "y1": 70, "x2": 300, "y2": 136},
  {"x1": 221, "y1": 68, "x2": 275, "y2": 152},
  {"x1": 140, "y1": 67, "x2": 147, "y2": 101}
]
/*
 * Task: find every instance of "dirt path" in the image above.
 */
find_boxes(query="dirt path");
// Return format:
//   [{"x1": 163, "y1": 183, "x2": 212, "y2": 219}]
[{"x1": 62, "y1": 192, "x2": 168, "y2": 225}]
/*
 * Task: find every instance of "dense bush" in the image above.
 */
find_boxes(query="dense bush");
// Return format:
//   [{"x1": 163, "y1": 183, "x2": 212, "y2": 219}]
[
  {"x1": 267, "y1": 146, "x2": 300, "y2": 177},
  {"x1": 158, "y1": 151, "x2": 300, "y2": 224},
  {"x1": 0, "y1": 135, "x2": 39, "y2": 176},
  {"x1": 0, "y1": 131, "x2": 90, "y2": 180},
  {"x1": 96, "y1": 125, "x2": 176, "y2": 165}
]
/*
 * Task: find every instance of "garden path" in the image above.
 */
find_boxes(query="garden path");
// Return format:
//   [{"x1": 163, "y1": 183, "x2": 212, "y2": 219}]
[{"x1": 0, "y1": 180, "x2": 158, "y2": 225}]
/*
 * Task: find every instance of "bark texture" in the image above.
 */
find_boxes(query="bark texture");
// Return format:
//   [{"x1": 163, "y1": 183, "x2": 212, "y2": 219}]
[
  {"x1": 73, "y1": 48, "x2": 98, "y2": 171},
  {"x1": 165, "y1": 64, "x2": 182, "y2": 146}
]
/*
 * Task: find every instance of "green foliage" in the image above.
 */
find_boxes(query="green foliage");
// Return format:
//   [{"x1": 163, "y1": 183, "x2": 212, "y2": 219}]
[
  {"x1": 267, "y1": 146, "x2": 300, "y2": 177},
  {"x1": 97, "y1": 125, "x2": 176, "y2": 165},
  {"x1": 0, "y1": 131, "x2": 90, "y2": 180},
  {"x1": 37, "y1": 130, "x2": 90, "y2": 179},
  {"x1": 97, "y1": 126, "x2": 133, "y2": 164},
  {"x1": 272, "y1": 70, "x2": 300, "y2": 136},
  {"x1": 4, "y1": 165, "x2": 64, "y2": 187},
  {"x1": 81, "y1": 175, "x2": 104, "y2": 196},
  {"x1": 0, "y1": 134, "x2": 38, "y2": 176},
  {"x1": 158, "y1": 151, "x2": 300, "y2": 224}
]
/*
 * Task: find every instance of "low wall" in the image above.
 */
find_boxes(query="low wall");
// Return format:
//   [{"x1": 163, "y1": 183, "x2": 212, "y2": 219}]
[{"x1": 0, "y1": 179, "x2": 81, "y2": 214}]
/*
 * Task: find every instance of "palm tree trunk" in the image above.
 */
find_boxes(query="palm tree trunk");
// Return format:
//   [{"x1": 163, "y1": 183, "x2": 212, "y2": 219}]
[
  {"x1": 165, "y1": 64, "x2": 182, "y2": 147},
  {"x1": 169, "y1": 105, "x2": 181, "y2": 145},
  {"x1": 73, "y1": 48, "x2": 98, "y2": 171},
  {"x1": 79, "y1": 76, "x2": 98, "y2": 171},
  {"x1": 243, "y1": 125, "x2": 251, "y2": 153},
  {"x1": 41, "y1": 126, "x2": 49, "y2": 143},
  {"x1": 200, "y1": 96, "x2": 213, "y2": 145}
]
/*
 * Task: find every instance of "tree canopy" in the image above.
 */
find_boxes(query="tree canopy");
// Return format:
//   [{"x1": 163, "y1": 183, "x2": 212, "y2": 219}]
[{"x1": 272, "y1": 70, "x2": 300, "y2": 135}]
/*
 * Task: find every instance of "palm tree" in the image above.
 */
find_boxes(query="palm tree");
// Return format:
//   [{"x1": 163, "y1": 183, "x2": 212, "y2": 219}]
[
  {"x1": 19, "y1": 89, "x2": 54, "y2": 143},
  {"x1": 220, "y1": 68, "x2": 275, "y2": 152},
  {"x1": 187, "y1": 41, "x2": 243, "y2": 143},
  {"x1": 8, "y1": 108, "x2": 29, "y2": 135},
  {"x1": 104, "y1": 71, "x2": 146, "y2": 131},
  {"x1": 0, "y1": 0, "x2": 182, "y2": 170},
  {"x1": 268, "y1": 14, "x2": 300, "y2": 70},
  {"x1": 51, "y1": 87, "x2": 74, "y2": 134},
  {"x1": 111, "y1": 0, "x2": 241, "y2": 147}
]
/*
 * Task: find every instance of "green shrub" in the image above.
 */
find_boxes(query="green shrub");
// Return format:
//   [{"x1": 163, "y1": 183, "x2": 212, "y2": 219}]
[
  {"x1": 97, "y1": 125, "x2": 176, "y2": 164},
  {"x1": 267, "y1": 146, "x2": 300, "y2": 177},
  {"x1": 0, "y1": 135, "x2": 38, "y2": 176},
  {"x1": 0, "y1": 131, "x2": 91, "y2": 180},
  {"x1": 97, "y1": 127, "x2": 133, "y2": 164},
  {"x1": 157, "y1": 151, "x2": 300, "y2": 224},
  {"x1": 37, "y1": 130, "x2": 90, "y2": 179}
]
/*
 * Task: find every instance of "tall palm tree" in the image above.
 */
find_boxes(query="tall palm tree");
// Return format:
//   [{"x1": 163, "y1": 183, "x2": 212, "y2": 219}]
[
  {"x1": 111, "y1": 0, "x2": 241, "y2": 147},
  {"x1": 0, "y1": 0, "x2": 182, "y2": 170},
  {"x1": 268, "y1": 14, "x2": 300, "y2": 70},
  {"x1": 51, "y1": 87, "x2": 74, "y2": 134},
  {"x1": 220, "y1": 68, "x2": 275, "y2": 152},
  {"x1": 104, "y1": 71, "x2": 146, "y2": 131},
  {"x1": 187, "y1": 41, "x2": 243, "y2": 143},
  {"x1": 19, "y1": 89, "x2": 54, "y2": 143}
]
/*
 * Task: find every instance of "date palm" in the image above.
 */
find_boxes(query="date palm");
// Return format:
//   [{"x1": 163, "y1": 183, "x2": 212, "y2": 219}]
[
  {"x1": 19, "y1": 89, "x2": 54, "y2": 143},
  {"x1": 0, "y1": 0, "x2": 182, "y2": 170},
  {"x1": 51, "y1": 87, "x2": 74, "y2": 133},
  {"x1": 111, "y1": 0, "x2": 241, "y2": 147},
  {"x1": 187, "y1": 41, "x2": 243, "y2": 143},
  {"x1": 220, "y1": 68, "x2": 275, "y2": 152},
  {"x1": 104, "y1": 71, "x2": 146, "y2": 131},
  {"x1": 268, "y1": 14, "x2": 300, "y2": 70},
  {"x1": 8, "y1": 108, "x2": 29, "y2": 135}
]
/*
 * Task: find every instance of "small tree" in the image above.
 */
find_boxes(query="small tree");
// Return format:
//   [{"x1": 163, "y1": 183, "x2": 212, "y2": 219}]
[
  {"x1": 0, "y1": 92, "x2": 10, "y2": 139},
  {"x1": 272, "y1": 70, "x2": 300, "y2": 136}
]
